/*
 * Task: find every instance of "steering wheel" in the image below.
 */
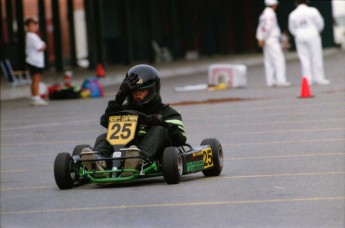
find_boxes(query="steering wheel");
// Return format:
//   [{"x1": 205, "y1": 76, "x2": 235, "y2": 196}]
[{"x1": 113, "y1": 110, "x2": 149, "y2": 124}]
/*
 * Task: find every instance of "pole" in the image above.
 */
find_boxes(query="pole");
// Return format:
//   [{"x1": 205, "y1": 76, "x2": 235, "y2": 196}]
[
  {"x1": 51, "y1": 0, "x2": 64, "y2": 72},
  {"x1": 38, "y1": 0, "x2": 49, "y2": 68},
  {"x1": 15, "y1": 0, "x2": 25, "y2": 70},
  {"x1": 67, "y1": 0, "x2": 78, "y2": 67}
]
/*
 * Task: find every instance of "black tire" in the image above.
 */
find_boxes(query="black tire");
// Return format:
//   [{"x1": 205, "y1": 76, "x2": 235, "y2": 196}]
[
  {"x1": 72, "y1": 144, "x2": 92, "y2": 156},
  {"x1": 162, "y1": 147, "x2": 183, "y2": 184},
  {"x1": 201, "y1": 138, "x2": 223, "y2": 176},
  {"x1": 54, "y1": 152, "x2": 75, "y2": 189}
]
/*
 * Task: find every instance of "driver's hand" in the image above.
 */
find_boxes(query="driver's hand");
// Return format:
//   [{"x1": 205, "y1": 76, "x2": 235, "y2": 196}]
[
  {"x1": 146, "y1": 114, "x2": 164, "y2": 127},
  {"x1": 119, "y1": 73, "x2": 140, "y2": 95},
  {"x1": 115, "y1": 73, "x2": 140, "y2": 104}
]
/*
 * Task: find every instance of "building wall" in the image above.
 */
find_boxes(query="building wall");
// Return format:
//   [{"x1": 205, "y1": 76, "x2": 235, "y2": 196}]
[
  {"x1": 95, "y1": 0, "x2": 335, "y2": 65},
  {"x1": 1, "y1": 0, "x2": 336, "y2": 71}
]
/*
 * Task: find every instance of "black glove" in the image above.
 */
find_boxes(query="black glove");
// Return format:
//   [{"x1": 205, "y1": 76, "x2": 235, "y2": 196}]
[
  {"x1": 146, "y1": 114, "x2": 164, "y2": 127},
  {"x1": 115, "y1": 73, "x2": 140, "y2": 104}
]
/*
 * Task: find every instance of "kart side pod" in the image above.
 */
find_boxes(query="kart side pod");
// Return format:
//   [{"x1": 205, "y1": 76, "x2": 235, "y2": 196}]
[
  {"x1": 182, "y1": 138, "x2": 224, "y2": 177},
  {"x1": 182, "y1": 145, "x2": 214, "y2": 175}
]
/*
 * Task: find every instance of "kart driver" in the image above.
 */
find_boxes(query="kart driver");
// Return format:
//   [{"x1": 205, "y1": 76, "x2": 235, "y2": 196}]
[{"x1": 82, "y1": 64, "x2": 186, "y2": 176}]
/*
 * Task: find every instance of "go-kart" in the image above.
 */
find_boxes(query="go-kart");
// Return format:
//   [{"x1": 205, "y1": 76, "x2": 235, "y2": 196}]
[{"x1": 54, "y1": 110, "x2": 223, "y2": 189}]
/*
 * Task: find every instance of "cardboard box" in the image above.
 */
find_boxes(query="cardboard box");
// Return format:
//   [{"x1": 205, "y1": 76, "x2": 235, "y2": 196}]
[{"x1": 208, "y1": 64, "x2": 247, "y2": 88}]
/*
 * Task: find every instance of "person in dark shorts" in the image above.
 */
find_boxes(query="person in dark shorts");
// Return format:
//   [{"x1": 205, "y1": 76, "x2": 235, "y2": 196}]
[{"x1": 25, "y1": 17, "x2": 48, "y2": 106}]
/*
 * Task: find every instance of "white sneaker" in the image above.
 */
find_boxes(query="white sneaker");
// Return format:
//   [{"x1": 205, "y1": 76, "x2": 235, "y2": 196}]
[
  {"x1": 315, "y1": 79, "x2": 330, "y2": 85},
  {"x1": 276, "y1": 82, "x2": 291, "y2": 87},
  {"x1": 31, "y1": 99, "x2": 49, "y2": 106}
]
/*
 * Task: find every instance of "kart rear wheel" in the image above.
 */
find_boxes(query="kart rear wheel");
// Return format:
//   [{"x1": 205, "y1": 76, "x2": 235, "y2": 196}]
[
  {"x1": 54, "y1": 152, "x2": 75, "y2": 189},
  {"x1": 163, "y1": 147, "x2": 183, "y2": 184},
  {"x1": 72, "y1": 144, "x2": 92, "y2": 156},
  {"x1": 201, "y1": 138, "x2": 223, "y2": 176}
]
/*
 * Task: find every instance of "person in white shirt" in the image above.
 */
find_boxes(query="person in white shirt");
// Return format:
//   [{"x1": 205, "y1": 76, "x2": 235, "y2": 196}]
[
  {"x1": 256, "y1": 0, "x2": 290, "y2": 87},
  {"x1": 288, "y1": 0, "x2": 330, "y2": 85},
  {"x1": 25, "y1": 17, "x2": 48, "y2": 106}
]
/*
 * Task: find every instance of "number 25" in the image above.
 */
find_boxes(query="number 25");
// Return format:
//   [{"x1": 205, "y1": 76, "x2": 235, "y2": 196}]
[
  {"x1": 203, "y1": 149, "x2": 213, "y2": 165},
  {"x1": 110, "y1": 123, "x2": 132, "y2": 140}
]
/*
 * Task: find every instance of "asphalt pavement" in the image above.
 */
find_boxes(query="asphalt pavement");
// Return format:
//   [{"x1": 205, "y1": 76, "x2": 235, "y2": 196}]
[{"x1": 1, "y1": 49, "x2": 345, "y2": 227}]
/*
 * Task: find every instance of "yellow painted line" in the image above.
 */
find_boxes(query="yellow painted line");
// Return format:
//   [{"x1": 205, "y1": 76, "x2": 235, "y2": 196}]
[
  {"x1": 223, "y1": 138, "x2": 345, "y2": 146},
  {"x1": 0, "y1": 169, "x2": 51, "y2": 173},
  {"x1": 187, "y1": 118, "x2": 345, "y2": 130},
  {"x1": 187, "y1": 126, "x2": 345, "y2": 138},
  {"x1": 1, "y1": 140, "x2": 89, "y2": 146},
  {"x1": 0, "y1": 153, "x2": 54, "y2": 158},
  {"x1": 225, "y1": 127, "x2": 345, "y2": 135},
  {"x1": 2, "y1": 117, "x2": 344, "y2": 139},
  {"x1": 2, "y1": 152, "x2": 343, "y2": 173},
  {"x1": 179, "y1": 100, "x2": 345, "y2": 114},
  {"x1": 236, "y1": 118, "x2": 345, "y2": 126},
  {"x1": 1, "y1": 119, "x2": 94, "y2": 131},
  {"x1": 0, "y1": 169, "x2": 28, "y2": 173},
  {"x1": 2, "y1": 171, "x2": 344, "y2": 191},
  {"x1": 2, "y1": 137, "x2": 344, "y2": 148},
  {"x1": 2, "y1": 151, "x2": 343, "y2": 160},
  {"x1": 227, "y1": 152, "x2": 345, "y2": 160},
  {"x1": 1, "y1": 129, "x2": 98, "y2": 137},
  {"x1": 1, "y1": 186, "x2": 56, "y2": 191},
  {"x1": 4, "y1": 125, "x2": 334, "y2": 138},
  {"x1": 252, "y1": 118, "x2": 345, "y2": 126},
  {"x1": 218, "y1": 171, "x2": 345, "y2": 179},
  {"x1": 1, "y1": 153, "x2": 344, "y2": 174},
  {"x1": 1, "y1": 196, "x2": 344, "y2": 215},
  {"x1": 184, "y1": 108, "x2": 345, "y2": 121}
]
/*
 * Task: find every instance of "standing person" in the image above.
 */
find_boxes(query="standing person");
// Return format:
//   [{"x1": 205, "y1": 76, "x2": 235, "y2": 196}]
[
  {"x1": 288, "y1": 0, "x2": 330, "y2": 85},
  {"x1": 256, "y1": 0, "x2": 290, "y2": 88},
  {"x1": 25, "y1": 17, "x2": 48, "y2": 106}
]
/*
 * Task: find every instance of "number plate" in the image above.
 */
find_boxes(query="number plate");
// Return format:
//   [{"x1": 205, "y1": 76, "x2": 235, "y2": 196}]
[
  {"x1": 202, "y1": 147, "x2": 214, "y2": 169},
  {"x1": 106, "y1": 115, "x2": 138, "y2": 145}
]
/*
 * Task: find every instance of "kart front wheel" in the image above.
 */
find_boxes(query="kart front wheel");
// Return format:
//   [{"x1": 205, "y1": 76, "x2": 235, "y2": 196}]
[
  {"x1": 54, "y1": 152, "x2": 75, "y2": 189},
  {"x1": 163, "y1": 147, "x2": 183, "y2": 184},
  {"x1": 201, "y1": 138, "x2": 223, "y2": 176}
]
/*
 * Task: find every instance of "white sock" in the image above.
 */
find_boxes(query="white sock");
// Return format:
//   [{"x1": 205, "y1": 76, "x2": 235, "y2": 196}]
[{"x1": 31, "y1": 96, "x2": 41, "y2": 101}]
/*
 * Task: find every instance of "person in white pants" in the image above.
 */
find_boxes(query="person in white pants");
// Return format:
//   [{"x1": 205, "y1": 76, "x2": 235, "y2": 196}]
[
  {"x1": 256, "y1": 0, "x2": 290, "y2": 87},
  {"x1": 288, "y1": 0, "x2": 330, "y2": 85}
]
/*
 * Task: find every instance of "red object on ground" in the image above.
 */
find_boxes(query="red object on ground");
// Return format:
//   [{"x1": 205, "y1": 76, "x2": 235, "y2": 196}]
[
  {"x1": 96, "y1": 64, "x2": 105, "y2": 78},
  {"x1": 299, "y1": 77, "x2": 314, "y2": 98}
]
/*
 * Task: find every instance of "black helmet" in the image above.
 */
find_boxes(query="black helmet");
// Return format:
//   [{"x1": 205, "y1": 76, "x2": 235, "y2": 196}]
[{"x1": 126, "y1": 64, "x2": 162, "y2": 111}]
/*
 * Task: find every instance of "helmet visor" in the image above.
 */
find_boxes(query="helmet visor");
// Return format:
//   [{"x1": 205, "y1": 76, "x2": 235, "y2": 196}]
[{"x1": 130, "y1": 82, "x2": 157, "y2": 105}]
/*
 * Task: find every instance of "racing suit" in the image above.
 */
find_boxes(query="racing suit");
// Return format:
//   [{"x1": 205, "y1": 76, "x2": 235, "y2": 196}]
[
  {"x1": 94, "y1": 99, "x2": 187, "y2": 159},
  {"x1": 288, "y1": 4, "x2": 328, "y2": 84},
  {"x1": 256, "y1": 6, "x2": 288, "y2": 87}
]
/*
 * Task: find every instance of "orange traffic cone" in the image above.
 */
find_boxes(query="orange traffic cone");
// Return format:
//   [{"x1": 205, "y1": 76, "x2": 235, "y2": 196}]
[
  {"x1": 96, "y1": 64, "x2": 105, "y2": 78},
  {"x1": 298, "y1": 77, "x2": 314, "y2": 98}
]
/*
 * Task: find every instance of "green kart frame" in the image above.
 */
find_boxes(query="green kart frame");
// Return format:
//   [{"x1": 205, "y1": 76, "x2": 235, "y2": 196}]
[{"x1": 54, "y1": 111, "x2": 223, "y2": 189}]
